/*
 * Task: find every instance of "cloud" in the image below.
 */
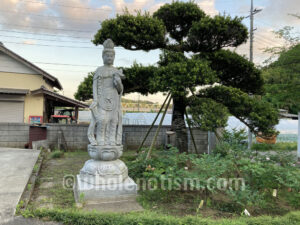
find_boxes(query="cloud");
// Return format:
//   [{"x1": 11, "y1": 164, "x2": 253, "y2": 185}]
[
  {"x1": 0, "y1": 0, "x2": 111, "y2": 37},
  {"x1": 49, "y1": 0, "x2": 112, "y2": 33},
  {"x1": 234, "y1": 27, "x2": 286, "y2": 65},
  {"x1": 196, "y1": 0, "x2": 218, "y2": 16},
  {"x1": 231, "y1": 0, "x2": 300, "y2": 65},
  {"x1": 0, "y1": 0, "x2": 220, "y2": 37},
  {"x1": 237, "y1": 0, "x2": 300, "y2": 30},
  {"x1": 112, "y1": 0, "x2": 156, "y2": 14},
  {"x1": 257, "y1": 0, "x2": 300, "y2": 27},
  {"x1": 0, "y1": 0, "x2": 56, "y2": 31},
  {"x1": 148, "y1": 2, "x2": 166, "y2": 14},
  {"x1": 22, "y1": 40, "x2": 36, "y2": 45}
]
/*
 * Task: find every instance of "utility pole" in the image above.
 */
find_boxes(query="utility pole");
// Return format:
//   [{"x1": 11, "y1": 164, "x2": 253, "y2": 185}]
[
  {"x1": 249, "y1": 0, "x2": 254, "y2": 63},
  {"x1": 248, "y1": 0, "x2": 262, "y2": 149}
]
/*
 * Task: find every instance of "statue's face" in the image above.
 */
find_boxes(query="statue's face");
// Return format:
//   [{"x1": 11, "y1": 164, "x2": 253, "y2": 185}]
[{"x1": 103, "y1": 51, "x2": 115, "y2": 65}]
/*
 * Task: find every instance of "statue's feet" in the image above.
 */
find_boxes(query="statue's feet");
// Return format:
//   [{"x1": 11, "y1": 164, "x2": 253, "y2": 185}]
[
  {"x1": 90, "y1": 140, "x2": 98, "y2": 146},
  {"x1": 109, "y1": 141, "x2": 116, "y2": 146}
]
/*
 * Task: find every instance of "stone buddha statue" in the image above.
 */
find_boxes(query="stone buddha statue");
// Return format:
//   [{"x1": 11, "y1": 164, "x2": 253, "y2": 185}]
[
  {"x1": 87, "y1": 39, "x2": 124, "y2": 159},
  {"x1": 74, "y1": 39, "x2": 137, "y2": 205}
]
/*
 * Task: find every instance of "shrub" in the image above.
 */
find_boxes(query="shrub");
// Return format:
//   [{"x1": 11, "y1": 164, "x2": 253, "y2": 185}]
[
  {"x1": 213, "y1": 128, "x2": 248, "y2": 157},
  {"x1": 50, "y1": 150, "x2": 64, "y2": 159}
]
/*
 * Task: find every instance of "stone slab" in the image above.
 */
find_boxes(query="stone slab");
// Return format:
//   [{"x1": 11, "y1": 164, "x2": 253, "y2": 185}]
[
  {"x1": 83, "y1": 198, "x2": 144, "y2": 213},
  {"x1": 74, "y1": 175, "x2": 138, "y2": 203},
  {"x1": 0, "y1": 147, "x2": 40, "y2": 223}
]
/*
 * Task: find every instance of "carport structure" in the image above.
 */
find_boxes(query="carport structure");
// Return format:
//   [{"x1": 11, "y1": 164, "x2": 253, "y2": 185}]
[{"x1": 31, "y1": 86, "x2": 88, "y2": 123}]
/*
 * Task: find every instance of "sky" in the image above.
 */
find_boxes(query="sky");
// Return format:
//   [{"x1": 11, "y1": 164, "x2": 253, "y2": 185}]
[{"x1": 0, "y1": 0, "x2": 300, "y2": 103}]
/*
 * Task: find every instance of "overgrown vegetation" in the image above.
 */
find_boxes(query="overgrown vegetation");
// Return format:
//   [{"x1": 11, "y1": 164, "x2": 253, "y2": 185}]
[
  {"x1": 25, "y1": 129, "x2": 300, "y2": 224},
  {"x1": 128, "y1": 129, "x2": 300, "y2": 216},
  {"x1": 21, "y1": 208, "x2": 300, "y2": 225},
  {"x1": 252, "y1": 142, "x2": 297, "y2": 151}
]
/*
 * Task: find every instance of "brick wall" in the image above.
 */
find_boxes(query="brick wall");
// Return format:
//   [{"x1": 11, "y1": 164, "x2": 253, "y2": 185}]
[{"x1": 0, "y1": 123, "x2": 215, "y2": 153}]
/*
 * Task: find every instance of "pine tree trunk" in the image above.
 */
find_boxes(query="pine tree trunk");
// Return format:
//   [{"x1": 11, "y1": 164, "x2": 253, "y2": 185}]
[{"x1": 171, "y1": 96, "x2": 188, "y2": 153}]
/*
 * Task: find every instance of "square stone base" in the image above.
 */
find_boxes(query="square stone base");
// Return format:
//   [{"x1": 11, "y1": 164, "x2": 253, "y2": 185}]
[{"x1": 74, "y1": 175, "x2": 138, "y2": 204}]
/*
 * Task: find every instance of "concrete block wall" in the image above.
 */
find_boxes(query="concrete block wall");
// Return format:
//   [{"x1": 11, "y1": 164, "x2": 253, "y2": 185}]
[
  {"x1": 0, "y1": 123, "x2": 29, "y2": 148},
  {"x1": 188, "y1": 128, "x2": 209, "y2": 154},
  {"x1": 123, "y1": 125, "x2": 172, "y2": 150},
  {"x1": 46, "y1": 124, "x2": 89, "y2": 150},
  {"x1": 0, "y1": 123, "x2": 214, "y2": 152}
]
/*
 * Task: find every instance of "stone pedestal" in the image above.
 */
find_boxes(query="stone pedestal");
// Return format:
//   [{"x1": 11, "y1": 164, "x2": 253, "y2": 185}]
[
  {"x1": 73, "y1": 145, "x2": 138, "y2": 205},
  {"x1": 74, "y1": 176, "x2": 137, "y2": 203}
]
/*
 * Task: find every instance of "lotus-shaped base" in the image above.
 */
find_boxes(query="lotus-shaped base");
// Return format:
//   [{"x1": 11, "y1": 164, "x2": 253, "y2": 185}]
[{"x1": 88, "y1": 144, "x2": 123, "y2": 161}]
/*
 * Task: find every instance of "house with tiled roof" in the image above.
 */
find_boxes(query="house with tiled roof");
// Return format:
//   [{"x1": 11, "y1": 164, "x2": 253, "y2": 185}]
[{"x1": 0, "y1": 42, "x2": 88, "y2": 123}]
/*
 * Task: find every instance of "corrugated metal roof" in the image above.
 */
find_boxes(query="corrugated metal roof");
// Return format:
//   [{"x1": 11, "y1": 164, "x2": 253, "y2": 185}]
[{"x1": 31, "y1": 86, "x2": 88, "y2": 108}]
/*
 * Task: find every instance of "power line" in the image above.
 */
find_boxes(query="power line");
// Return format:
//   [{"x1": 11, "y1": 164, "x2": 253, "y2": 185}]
[
  {"x1": 2, "y1": 40, "x2": 124, "y2": 49},
  {"x1": 0, "y1": 34, "x2": 92, "y2": 43},
  {"x1": 255, "y1": 34, "x2": 283, "y2": 46},
  {"x1": 0, "y1": 29, "x2": 92, "y2": 39},
  {"x1": 40, "y1": 68, "x2": 92, "y2": 73},
  {"x1": 0, "y1": 22, "x2": 96, "y2": 33},
  {"x1": 255, "y1": 35, "x2": 278, "y2": 45},
  {"x1": 17, "y1": 0, "x2": 153, "y2": 11},
  {"x1": 255, "y1": 19, "x2": 281, "y2": 29},
  {"x1": 3, "y1": 41, "x2": 100, "y2": 49},
  {"x1": 33, "y1": 62, "x2": 97, "y2": 67},
  {"x1": 0, "y1": 9, "x2": 102, "y2": 22},
  {"x1": 19, "y1": 0, "x2": 114, "y2": 11},
  {"x1": 0, "y1": 58, "x2": 98, "y2": 67},
  {"x1": 0, "y1": 64, "x2": 91, "y2": 73}
]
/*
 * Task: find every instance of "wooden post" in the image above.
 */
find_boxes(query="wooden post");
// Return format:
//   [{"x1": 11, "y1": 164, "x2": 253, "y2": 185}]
[
  {"x1": 146, "y1": 95, "x2": 172, "y2": 160},
  {"x1": 137, "y1": 93, "x2": 171, "y2": 152},
  {"x1": 185, "y1": 109, "x2": 198, "y2": 154},
  {"x1": 75, "y1": 106, "x2": 79, "y2": 124}
]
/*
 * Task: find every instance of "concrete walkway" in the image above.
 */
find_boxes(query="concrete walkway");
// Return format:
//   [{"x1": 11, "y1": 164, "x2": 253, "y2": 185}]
[{"x1": 0, "y1": 147, "x2": 40, "y2": 224}]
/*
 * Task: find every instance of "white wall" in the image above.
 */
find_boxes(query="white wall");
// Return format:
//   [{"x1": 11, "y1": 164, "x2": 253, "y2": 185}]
[{"x1": 0, "y1": 52, "x2": 38, "y2": 74}]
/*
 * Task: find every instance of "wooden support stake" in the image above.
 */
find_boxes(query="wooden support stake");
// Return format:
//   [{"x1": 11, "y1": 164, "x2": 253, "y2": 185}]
[
  {"x1": 146, "y1": 95, "x2": 172, "y2": 160},
  {"x1": 137, "y1": 93, "x2": 171, "y2": 152},
  {"x1": 185, "y1": 109, "x2": 198, "y2": 154}
]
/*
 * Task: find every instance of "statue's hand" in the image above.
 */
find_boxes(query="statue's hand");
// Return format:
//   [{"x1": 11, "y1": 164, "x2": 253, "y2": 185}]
[
  {"x1": 113, "y1": 75, "x2": 121, "y2": 86},
  {"x1": 114, "y1": 69, "x2": 125, "y2": 79},
  {"x1": 90, "y1": 101, "x2": 97, "y2": 109}
]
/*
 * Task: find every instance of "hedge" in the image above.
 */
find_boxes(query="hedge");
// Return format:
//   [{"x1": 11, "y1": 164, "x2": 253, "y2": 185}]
[{"x1": 22, "y1": 208, "x2": 300, "y2": 225}]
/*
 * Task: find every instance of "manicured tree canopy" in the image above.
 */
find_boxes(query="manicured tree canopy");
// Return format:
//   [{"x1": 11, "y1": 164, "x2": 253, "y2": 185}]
[
  {"x1": 75, "y1": 1, "x2": 279, "y2": 152},
  {"x1": 263, "y1": 44, "x2": 300, "y2": 114}
]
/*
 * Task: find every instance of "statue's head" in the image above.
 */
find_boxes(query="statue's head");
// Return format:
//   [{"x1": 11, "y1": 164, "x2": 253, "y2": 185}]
[{"x1": 102, "y1": 39, "x2": 115, "y2": 66}]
